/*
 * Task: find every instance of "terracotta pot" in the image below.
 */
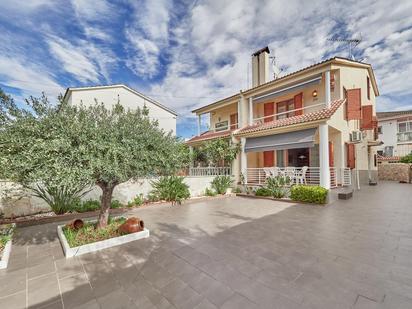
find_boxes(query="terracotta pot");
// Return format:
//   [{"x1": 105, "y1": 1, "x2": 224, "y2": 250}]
[
  {"x1": 67, "y1": 219, "x2": 84, "y2": 230},
  {"x1": 118, "y1": 217, "x2": 144, "y2": 234}
]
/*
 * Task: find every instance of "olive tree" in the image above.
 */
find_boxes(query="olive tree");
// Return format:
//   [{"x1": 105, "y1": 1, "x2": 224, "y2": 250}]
[
  {"x1": 0, "y1": 90, "x2": 186, "y2": 228},
  {"x1": 202, "y1": 138, "x2": 240, "y2": 167}
]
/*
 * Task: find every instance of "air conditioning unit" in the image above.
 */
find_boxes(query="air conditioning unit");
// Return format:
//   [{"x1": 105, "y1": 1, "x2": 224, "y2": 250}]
[{"x1": 350, "y1": 131, "x2": 362, "y2": 143}]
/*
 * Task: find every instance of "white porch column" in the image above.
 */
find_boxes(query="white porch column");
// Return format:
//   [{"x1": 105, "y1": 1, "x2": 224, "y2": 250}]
[
  {"x1": 240, "y1": 137, "x2": 248, "y2": 183},
  {"x1": 248, "y1": 97, "x2": 253, "y2": 125},
  {"x1": 197, "y1": 115, "x2": 201, "y2": 136},
  {"x1": 319, "y1": 123, "x2": 331, "y2": 189},
  {"x1": 325, "y1": 70, "x2": 331, "y2": 108},
  {"x1": 237, "y1": 97, "x2": 242, "y2": 128}
]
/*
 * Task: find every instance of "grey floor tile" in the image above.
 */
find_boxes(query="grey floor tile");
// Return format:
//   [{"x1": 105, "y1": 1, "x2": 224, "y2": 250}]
[
  {"x1": 28, "y1": 273, "x2": 61, "y2": 309},
  {"x1": 0, "y1": 290, "x2": 26, "y2": 309}
]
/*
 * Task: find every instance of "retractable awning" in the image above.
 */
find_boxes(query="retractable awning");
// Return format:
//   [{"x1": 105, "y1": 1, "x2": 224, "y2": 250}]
[
  {"x1": 244, "y1": 128, "x2": 317, "y2": 153},
  {"x1": 252, "y1": 74, "x2": 322, "y2": 104}
]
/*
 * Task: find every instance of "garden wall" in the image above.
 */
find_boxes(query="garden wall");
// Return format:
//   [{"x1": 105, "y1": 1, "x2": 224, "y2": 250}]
[
  {"x1": 378, "y1": 163, "x2": 412, "y2": 183},
  {"x1": 0, "y1": 176, "x2": 215, "y2": 218}
]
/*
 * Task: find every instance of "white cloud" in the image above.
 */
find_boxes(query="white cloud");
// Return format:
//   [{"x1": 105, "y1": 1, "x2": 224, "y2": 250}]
[
  {"x1": 124, "y1": 0, "x2": 171, "y2": 78},
  {"x1": 47, "y1": 36, "x2": 115, "y2": 83},
  {"x1": 70, "y1": 0, "x2": 115, "y2": 41},
  {"x1": 0, "y1": 55, "x2": 62, "y2": 98}
]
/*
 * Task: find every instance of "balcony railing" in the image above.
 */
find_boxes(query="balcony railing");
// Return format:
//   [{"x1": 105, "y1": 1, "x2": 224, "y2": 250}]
[
  {"x1": 397, "y1": 132, "x2": 412, "y2": 143},
  {"x1": 246, "y1": 167, "x2": 351, "y2": 188},
  {"x1": 252, "y1": 102, "x2": 326, "y2": 125},
  {"x1": 189, "y1": 167, "x2": 231, "y2": 177}
]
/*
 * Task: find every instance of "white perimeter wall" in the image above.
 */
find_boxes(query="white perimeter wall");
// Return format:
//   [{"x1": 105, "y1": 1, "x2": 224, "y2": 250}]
[{"x1": 0, "y1": 177, "x2": 215, "y2": 218}]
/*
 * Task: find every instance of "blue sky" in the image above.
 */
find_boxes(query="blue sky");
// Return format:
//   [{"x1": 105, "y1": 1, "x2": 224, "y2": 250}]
[{"x1": 0, "y1": 0, "x2": 411, "y2": 139}]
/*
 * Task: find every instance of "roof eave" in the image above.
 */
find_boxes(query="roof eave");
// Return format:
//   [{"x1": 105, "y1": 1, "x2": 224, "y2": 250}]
[{"x1": 234, "y1": 119, "x2": 327, "y2": 138}]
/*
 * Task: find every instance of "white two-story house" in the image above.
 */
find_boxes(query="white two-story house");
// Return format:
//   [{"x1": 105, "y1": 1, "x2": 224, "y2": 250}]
[
  {"x1": 63, "y1": 84, "x2": 177, "y2": 135},
  {"x1": 187, "y1": 47, "x2": 380, "y2": 189},
  {"x1": 376, "y1": 110, "x2": 412, "y2": 158}
]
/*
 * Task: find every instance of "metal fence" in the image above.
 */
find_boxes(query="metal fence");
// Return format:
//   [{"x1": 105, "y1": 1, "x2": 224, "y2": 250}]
[
  {"x1": 246, "y1": 167, "x2": 351, "y2": 188},
  {"x1": 188, "y1": 167, "x2": 231, "y2": 177}
]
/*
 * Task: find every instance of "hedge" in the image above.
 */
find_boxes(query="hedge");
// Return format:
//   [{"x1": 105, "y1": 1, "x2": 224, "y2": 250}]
[
  {"x1": 290, "y1": 185, "x2": 328, "y2": 204},
  {"x1": 255, "y1": 187, "x2": 272, "y2": 197}
]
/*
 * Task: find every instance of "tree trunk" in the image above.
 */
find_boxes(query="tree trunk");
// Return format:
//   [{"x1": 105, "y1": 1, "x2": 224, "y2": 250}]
[{"x1": 96, "y1": 183, "x2": 115, "y2": 229}]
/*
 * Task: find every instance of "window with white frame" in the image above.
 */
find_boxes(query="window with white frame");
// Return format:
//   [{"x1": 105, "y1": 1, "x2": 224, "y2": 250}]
[{"x1": 398, "y1": 120, "x2": 412, "y2": 133}]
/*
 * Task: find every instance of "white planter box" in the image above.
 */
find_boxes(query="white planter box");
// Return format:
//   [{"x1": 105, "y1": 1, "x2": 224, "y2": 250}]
[
  {"x1": 0, "y1": 223, "x2": 15, "y2": 269},
  {"x1": 57, "y1": 220, "x2": 150, "y2": 258}
]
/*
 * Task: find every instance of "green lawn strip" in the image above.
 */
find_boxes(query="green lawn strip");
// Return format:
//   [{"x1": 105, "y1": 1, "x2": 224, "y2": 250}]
[{"x1": 62, "y1": 217, "x2": 127, "y2": 248}]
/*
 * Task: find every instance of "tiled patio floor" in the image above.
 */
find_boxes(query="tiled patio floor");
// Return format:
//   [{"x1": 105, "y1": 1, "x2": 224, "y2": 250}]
[{"x1": 1, "y1": 181, "x2": 412, "y2": 308}]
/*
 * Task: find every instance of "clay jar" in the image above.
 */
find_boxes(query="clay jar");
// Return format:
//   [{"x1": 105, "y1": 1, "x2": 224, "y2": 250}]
[
  {"x1": 67, "y1": 219, "x2": 84, "y2": 230},
  {"x1": 118, "y1": 217, "x2": 144, "y2": 234}
]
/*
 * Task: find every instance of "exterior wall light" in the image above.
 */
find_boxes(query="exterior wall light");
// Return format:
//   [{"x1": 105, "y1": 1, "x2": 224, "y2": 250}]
[{"x1": 312, "y1": 90, "x2": 318, "y2": 98}]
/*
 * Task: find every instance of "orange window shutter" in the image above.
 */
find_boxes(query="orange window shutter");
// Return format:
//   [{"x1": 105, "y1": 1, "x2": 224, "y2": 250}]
[
  {"x1": 361, "y1": 105, "x2": 373, "y2": 130},
  {"x1": 347, "y1": 143, "x2": 356, "y2": 169},
  {"x1": 329, "y1": 142, "x2": 334, "y2": 167},
  {"x1": 346, "y1": 88, "x2": 362, "y2": 120},
  {"x1": 294, "y1": 93, "x2": 303, "y2": 115},
  {"x1": 264, "y1": 102, "x2": 274, "y2": 122}
]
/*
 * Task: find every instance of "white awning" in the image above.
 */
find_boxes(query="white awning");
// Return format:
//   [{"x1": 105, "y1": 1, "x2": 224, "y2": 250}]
[{"x1": 244, "y1": 128, "x2": 317, "y2": 153}]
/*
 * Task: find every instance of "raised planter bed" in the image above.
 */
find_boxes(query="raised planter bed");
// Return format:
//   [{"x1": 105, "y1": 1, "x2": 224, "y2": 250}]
[
  {"x1": 57, "y1": 218, "x2": 149, "y2": 258},
  {"x1": 0, "y1": 223, "x2": 15, "y2": 269}
]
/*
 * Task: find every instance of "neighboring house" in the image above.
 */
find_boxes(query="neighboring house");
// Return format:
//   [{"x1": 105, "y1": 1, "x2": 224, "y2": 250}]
[
  {"x1": 63, "y1": 84, "x2": 177, "y2": 135},
  {"x1": 187, "y1": 47, "x2": 380, "y2": 188},
  {"x1": 376, "y1": 110, "x2": 412, "y2": 157}
]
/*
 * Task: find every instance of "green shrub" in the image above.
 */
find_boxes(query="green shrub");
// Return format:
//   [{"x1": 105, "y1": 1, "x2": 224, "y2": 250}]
[
  {"x1": 150, "y1": 176, "x2": 190, "y2": 205},
  {"x1": 74, "y1": 200, "x2": 100, "y2": 213},
  {"x1": 266, "y1": 176, "x2": 291, "y2": 198},
  {"x1": 128, "y1": 194, "x2": 144, "y2": 207},
  {"x1": 233, "y1": 186, "x2": 242, "y2": 194},
  {"x1": 147, "y1": 192, "x2": 160, "y2": 203},
  {"x1": 290, "y1": 185, "x2": 328, "y2": 204},
  {"x1": 255, "y1": 187, "x2": 272, "y2": 197},
  {"x1": 110, "y1": 200, "x2": 123, "y2": 209},
  {"x1": 33, "y1": 185, "x2": 89, "y2": 215},
  {"x1": 205, "y1": 187, "x2": 217, "y2": 196},
  {"x1": 400, "y1": 154, "x2": 412, "y2": 163},
  {"x1": 211, "y1": 176, "x2": 232, "y2": 195}
]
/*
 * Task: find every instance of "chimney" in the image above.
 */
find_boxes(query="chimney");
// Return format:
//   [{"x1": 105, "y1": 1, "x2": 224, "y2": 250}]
[{"x1": 251, "y1": 46, "x2": 270, "y2": 87}]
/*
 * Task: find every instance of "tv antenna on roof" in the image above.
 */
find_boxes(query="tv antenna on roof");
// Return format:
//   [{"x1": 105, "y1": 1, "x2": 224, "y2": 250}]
[
  {"x1": 269, "y1": 54, "x2": 283, "y2": 80},
  {"x1": 328, "y1": 34, "x2": 362, "y2": 60}
]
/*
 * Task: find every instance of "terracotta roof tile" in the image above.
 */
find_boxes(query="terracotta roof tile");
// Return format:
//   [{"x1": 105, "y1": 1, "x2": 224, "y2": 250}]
[
  {"x1": 377, "y1": 155, "x2": 401, "y2": 161},
  {"x1": 376, "y1": 110, "x2": 412, "y2": 119},
  {"x1": 186, "y1": 129, "x2": 233, "y2": 144},
  {"x1": 235, "y1": 99, "x2": 345, "y2": 136}
]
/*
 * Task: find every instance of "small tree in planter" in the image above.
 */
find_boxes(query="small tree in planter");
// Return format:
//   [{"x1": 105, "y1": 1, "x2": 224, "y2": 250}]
[
  {"x1": 0, "y1": 90, "x2": 186, "y2": 228},
  {"x1": 202, "y1": 138, "x2": 240, "y2": 167}
]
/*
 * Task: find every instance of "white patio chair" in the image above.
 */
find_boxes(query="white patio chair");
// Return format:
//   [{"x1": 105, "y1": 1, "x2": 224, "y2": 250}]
[{"x1": 295, "y1": 166, "x2": 308, "y2": 184}]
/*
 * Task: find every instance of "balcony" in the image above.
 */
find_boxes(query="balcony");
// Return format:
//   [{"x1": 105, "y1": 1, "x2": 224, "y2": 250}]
[
  {"x1": 252, "y1": 102, "x2": 326, "y2": 126},
  {"x1": 397, "y1": 132, "x2": 412, "y2": 143}
]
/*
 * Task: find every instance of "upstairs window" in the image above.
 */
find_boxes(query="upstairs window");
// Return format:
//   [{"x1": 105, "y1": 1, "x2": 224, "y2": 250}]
[{"x1": 398, "y1": 121, "x2": 412, "y2": 133}]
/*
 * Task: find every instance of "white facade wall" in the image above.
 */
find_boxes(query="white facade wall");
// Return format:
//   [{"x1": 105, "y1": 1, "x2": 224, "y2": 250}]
[
  {"x1": 67, "y1": 86, "x2": 177, "y2": 135},
  {"x1": 0, "y1": 177, "x2": 215, "y2": 218}
]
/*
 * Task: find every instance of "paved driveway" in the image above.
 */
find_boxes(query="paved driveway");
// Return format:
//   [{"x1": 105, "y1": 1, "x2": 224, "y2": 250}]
[{"x1": 1, "y1": 181, "x2": 412, "y2": 308}]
